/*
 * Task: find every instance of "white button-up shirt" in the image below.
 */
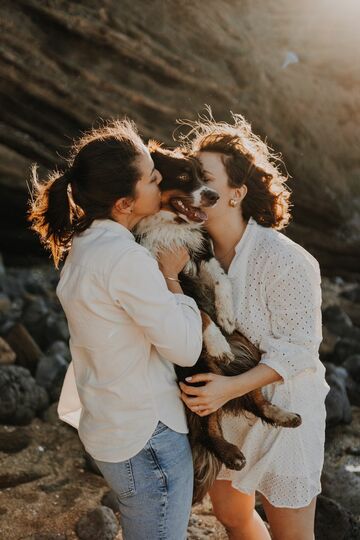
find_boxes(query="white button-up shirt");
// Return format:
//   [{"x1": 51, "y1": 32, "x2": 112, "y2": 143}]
[{"x1": 56, "y1": 219, "x2": 202, "y2": 462}]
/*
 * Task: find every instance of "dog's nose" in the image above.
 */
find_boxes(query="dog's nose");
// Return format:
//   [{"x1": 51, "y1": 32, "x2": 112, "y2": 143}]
[{"x1": 202, "y1": 189, "x2": 219, "y2": 204}]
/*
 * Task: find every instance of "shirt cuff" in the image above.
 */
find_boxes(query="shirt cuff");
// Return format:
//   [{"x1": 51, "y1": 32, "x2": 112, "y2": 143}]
[{"x1": 258, "y1": 357, "x2": 287, "y2": 384}]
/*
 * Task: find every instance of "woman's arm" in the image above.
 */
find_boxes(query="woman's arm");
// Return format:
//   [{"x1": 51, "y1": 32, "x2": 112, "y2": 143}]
[
  {"x1": 179, "y1": 364, "x2": 282, "y2": 416},
  {"x1": 108, "y1": 247, "x2": 203, "y2": 367},
  {"x1": 258, "y1": 253, "x2": 322, "y2": 382}
]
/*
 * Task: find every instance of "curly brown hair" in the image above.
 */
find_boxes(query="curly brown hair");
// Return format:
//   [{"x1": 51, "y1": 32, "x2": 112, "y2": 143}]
[
  {"x1": 27, "y1": 119, "x2": 145, "y2": 268},
  {"x1": 177, "y1": 109, "x2": 292, "y2": 229}
]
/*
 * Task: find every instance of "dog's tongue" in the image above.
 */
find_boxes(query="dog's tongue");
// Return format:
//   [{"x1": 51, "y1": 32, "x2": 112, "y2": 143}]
[
  {"x1": 189, "y1": 208, "x2": 208, "y2": 222},
  {"x1": 171, "y1": 198, "x2": 208, "y2": 223}
]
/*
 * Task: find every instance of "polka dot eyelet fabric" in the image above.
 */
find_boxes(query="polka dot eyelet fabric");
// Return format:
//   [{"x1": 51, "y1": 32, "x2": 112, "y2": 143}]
[{"x1": 219, "y1": 222, "x2": 327, "y2": 507}]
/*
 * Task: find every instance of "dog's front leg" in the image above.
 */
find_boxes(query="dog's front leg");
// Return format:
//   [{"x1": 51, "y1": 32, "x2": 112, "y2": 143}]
[
  {"x1": 199, "y1": 258, "x2": 235, "y2": 335},
  {"x1": 201, "y1": 312, "x2": 234, "y2": 364}
]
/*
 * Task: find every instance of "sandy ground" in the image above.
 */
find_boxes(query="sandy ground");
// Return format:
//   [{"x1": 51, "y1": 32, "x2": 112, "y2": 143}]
[
  {"x1": 0, "y1": 403, "x2": 228, "y2": 539},
  {"x1": 1, "y1": 400, "x2": 359, "y2": 539}
]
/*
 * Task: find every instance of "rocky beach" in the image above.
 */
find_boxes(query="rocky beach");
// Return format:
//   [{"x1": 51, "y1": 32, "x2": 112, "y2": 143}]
[{"x1": 0, "y1": 256, "x2": 359, "y2": 539}]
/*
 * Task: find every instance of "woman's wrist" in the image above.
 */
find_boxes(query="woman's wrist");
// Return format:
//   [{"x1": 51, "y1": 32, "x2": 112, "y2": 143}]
[
  {"x1": 164, "y1": 275, "x2": 181, "y2": 283},
  {"x1": 228, "y1": 365, "x2": 283, "y2": 399},
  {"x1": 227, "y1": 374, "x2": 248, "y2": 401},
  {"x1": 158, "y1": 265, "x2": 178, "y2": 278}
]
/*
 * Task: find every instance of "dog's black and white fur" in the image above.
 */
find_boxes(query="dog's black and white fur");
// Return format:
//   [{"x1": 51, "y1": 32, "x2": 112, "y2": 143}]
[
  {"x1": 134, "y1": 142, "x2": 302, "y2": 504},
  {"x1": 136, "y1": 143, "x2": 235, "y2": 362}
]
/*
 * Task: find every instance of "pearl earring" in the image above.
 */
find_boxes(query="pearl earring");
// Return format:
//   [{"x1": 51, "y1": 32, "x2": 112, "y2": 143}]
[{"x1": 229, "y1": 198, "x2": 238, "y2": 207}]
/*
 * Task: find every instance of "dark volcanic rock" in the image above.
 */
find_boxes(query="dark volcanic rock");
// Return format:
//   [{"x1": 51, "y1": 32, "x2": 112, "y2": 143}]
[
  {"x1": 335, "y1": 339, "x2": 360, "y2": 365},
  {"x1": 346, "y1": 376, "x2": 360, "y2": 407},
  {"x1": 0, "y1": 1, "x2": 359, "y2": 276},
  {"x1": 21, "y1": 296, "x2": 51, "y2": 348},
  {"x1": 341, "y1": 286, "x2": 360, "y2": 304},
  {"x1": 45, "y1": 340, "x2": 71, "y2": 363},
  {"x1": 321, "y1": 465, "x2": 360, "y2": 517},
  {"x1": 315, "y1": 495, "x2": 359, "y2": 540},
  {"x1": 344, "y1": 355, "x2": 360, "y2": 383},
  {"x1": 323, "y1": 305, "x2": 354, "y2": 337},
  {"x1": 36, "y1": 352, "x2": 68, "y2": 401},
  {"x1": 75, "y1": 505, "x2": 120, "y2": 540},
  {"x1": 0, "y1": 364, "x2": 49, "y2": 425},
  {"x1": 325, "y1": 364, "x2": 352, "y2": 426},
  {"x1": 2, "y1": 322, "x2": 43, "y2": 373},
  {"x1": 0, "y1": 426, "x2": 31, "y2": 453},
  {"x1": 101, "y1": 490, "x2": 120, "y2": 514}
]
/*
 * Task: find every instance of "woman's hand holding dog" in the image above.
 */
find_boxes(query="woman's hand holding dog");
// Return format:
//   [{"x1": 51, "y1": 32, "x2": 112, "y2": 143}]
[
  {"x1": 179, "y1": 373, "x2": 240, "y2": 416},
  {"x1": 158, "y1": 246, "x2": 190, "y2": 277},
  {"x1": 180, "y1": 365, "x2": 283, "y2": 416},
  {"x1": 157, "y1": 247, "x2": 190, "y2": 293}
]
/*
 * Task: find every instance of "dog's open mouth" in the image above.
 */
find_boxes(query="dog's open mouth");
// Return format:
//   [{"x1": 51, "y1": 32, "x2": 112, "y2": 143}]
[{"x1": 170, "y1": 197, "x2": 208, "y2": 223}]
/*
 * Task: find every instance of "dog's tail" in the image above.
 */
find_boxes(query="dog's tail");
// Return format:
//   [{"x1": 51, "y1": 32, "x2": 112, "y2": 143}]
[
  {"x1": 192, "y1": 440, "x2": 223, "y2": 505},
  {"x1": 187, "y1": 412, "x2": 223, "y2": 505}
]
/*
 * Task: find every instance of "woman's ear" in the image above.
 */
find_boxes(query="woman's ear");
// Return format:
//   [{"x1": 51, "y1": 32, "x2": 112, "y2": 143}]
[
  {"x1": 234, "y1": 184, "x2": 248, "y2": 202},
  {"x1": 112, "y1": 197, "x2": 134, "y2": 216}
]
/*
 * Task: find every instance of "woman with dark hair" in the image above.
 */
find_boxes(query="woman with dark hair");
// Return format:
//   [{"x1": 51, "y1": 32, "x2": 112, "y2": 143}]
[
  {"x1": 179, "y1": 113, "x2": 329, "y2": 540},
  {"x1": 28, "y1": 119, "x2": 202, "y2": 540}
]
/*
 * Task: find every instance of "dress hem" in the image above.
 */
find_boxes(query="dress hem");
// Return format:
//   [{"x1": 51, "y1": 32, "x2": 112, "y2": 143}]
[{"x1": 216, "y1": 477, "x2": 321, "y2": 509}]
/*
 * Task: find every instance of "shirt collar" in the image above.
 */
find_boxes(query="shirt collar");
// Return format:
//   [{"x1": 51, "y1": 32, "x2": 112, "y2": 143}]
[
  {"x1": 90, "y1": 219, "x2": 135, "y2": 240},
  {"x1": 234, "y1": 216, "x2": 256, "y2": 255}
]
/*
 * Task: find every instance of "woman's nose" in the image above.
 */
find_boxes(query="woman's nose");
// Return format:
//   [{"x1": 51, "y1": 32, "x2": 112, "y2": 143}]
[{"x1": 156, "y1": 170, "x2": 162, "y2": 184}]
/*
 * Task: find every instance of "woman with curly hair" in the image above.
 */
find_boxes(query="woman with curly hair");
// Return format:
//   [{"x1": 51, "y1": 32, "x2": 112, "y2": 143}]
[{"x1": 179, "y1": 112, "x2": 329, "y2": 540}]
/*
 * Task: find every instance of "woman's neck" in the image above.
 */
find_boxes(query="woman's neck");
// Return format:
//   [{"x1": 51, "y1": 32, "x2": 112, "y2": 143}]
[
  {"x1": 110, "y1": 213, "x2": 142, "y2": 231},
  {"x1": 205, "y1": 212, "x2": 248, "y2": 270}
]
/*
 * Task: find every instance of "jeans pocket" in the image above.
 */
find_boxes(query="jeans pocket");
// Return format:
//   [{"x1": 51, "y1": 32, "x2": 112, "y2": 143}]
[{"x1": 94, "y1": 458, "x2": 136, "y2": 499}]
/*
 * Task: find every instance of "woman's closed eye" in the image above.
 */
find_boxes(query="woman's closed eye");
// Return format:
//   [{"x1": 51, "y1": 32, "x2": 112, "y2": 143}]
[{"x1": 204, "y1": 174, "x2": 214, "y2": 183}]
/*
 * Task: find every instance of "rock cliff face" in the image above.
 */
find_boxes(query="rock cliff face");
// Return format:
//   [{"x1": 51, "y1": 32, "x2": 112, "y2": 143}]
[{"x1": 0, "y1": 0, "x2": 359, "y2": 275}]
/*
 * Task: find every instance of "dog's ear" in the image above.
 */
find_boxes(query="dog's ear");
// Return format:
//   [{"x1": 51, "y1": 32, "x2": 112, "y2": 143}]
[{"x1": 147, "y1": 139, "x2": 163, "y2": 153}]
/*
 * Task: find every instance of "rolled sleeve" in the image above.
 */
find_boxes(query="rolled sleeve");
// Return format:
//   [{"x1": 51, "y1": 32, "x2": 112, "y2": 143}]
[
  {"x1": 108, "y1": 248, "x2": 203, "y2": 367},
  {"x1": 259, "y1": 254, "x2": 322, "y2": 383}
]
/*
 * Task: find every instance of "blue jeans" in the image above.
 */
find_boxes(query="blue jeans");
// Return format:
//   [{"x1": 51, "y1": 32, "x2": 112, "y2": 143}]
[{"x1": 93, "y1": 422, "x2": 194, "y2": 540}]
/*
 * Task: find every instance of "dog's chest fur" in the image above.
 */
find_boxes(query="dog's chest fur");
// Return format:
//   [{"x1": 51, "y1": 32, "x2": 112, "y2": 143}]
[{"x1": 134, "y1": 211, "x2": 206, "y2": 260}]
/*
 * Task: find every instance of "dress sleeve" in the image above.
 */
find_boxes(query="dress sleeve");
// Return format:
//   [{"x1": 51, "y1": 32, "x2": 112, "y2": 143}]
[
  {"x1": 108, "y1": 248, "x2": 203, "y2": 367},
  {"x1": 258, "y1": 251, "x2": 322, "y2": 383}
]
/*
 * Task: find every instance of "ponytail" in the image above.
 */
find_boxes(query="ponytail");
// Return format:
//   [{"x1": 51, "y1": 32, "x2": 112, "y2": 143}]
[
  {"x1": 27, "y1": 166, "x2": 80, "y2": 268},
  {"x1": 27, "y1": 118, "x2": 146, "y2": 268}
]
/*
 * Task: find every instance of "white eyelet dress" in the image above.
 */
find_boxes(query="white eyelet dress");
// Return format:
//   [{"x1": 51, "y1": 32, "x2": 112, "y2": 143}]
[{"x1": 217, "y1": 217, "x2": 330, "y2": 508}]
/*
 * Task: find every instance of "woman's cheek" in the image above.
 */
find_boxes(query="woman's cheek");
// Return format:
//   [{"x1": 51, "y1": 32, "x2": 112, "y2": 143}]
[{"x1": 206, "y1": 202, "x2": 221, "y2": 219}]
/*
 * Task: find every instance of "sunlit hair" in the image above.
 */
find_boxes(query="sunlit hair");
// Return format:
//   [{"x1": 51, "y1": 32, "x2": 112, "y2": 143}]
[
  {"x1": 27, "y1": 119, "x2": 145, "y2": 268},
  {"x1": 176, "y1": 107, "x2": 292, "y2": 229}
]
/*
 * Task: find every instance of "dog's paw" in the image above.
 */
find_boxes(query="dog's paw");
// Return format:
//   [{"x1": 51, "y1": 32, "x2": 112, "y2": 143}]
[
  {"x1": 215, "y1": 283, "x2": 235, "y2": 334},
  {"x1": 263, "y1": 404, "x2": 302, "y2": 428},
  {"x1": 203, "y1": 322, "x2": 234, "y2": 364},
  {"x1": 216, "y1": 312, "x2": 235, "y2": 335},
  {"x1": 215, "y1": 350, "x2": 234, "y2": 366},
  {"x1": 277, "y1": 412, "x2": 302, "y2": 428},
  {"x1": 222, "y1": 448, "x2": 246, "y2": 471}
]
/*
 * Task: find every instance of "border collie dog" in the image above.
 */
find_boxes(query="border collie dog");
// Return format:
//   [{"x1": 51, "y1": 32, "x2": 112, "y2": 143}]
[{"x1": 134, "y1": 142, "x2": 302, "y2": 504}]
